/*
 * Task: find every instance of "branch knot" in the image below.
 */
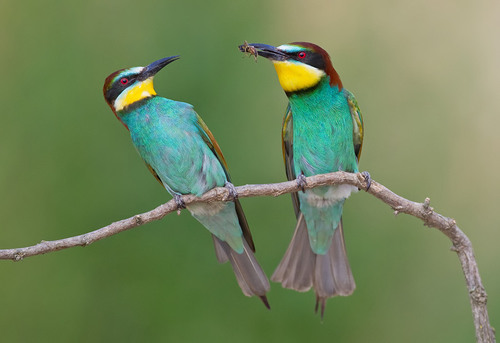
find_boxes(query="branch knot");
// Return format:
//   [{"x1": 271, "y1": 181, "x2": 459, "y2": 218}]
[
  {"x1": 421, "y1": 197, "x2": 435, "y2": 226},
  {"x1": 13, "y1": 251, "x2": 24, "y2": 262},
  {"x1": 470, "y1": 286, "x2": 488, "y2": 305},
  {"x1": 80, "y1": 234, "x2": 92, "y2": 247},
  {"x1": 134, "y1": 215, "x2": 143, "y2": 226}
]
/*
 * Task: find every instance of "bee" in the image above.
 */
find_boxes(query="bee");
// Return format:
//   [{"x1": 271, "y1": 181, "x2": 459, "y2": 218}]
[{"x1": 239, "y1": 41, "x2": 258, "y2": 62}]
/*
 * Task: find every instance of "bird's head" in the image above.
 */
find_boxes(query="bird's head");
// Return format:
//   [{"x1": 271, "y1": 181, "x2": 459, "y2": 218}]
[
  {"x1": 240, "y1": 42, "x2": 342, "y2": 93},
  {"x1": 103, "y1": 55, "x2": 180, "y2": 115}
]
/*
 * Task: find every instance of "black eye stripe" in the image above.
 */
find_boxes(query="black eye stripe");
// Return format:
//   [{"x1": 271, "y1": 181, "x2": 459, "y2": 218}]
[
  {"x1": 119, "y1": 75, "x2": 137, "y2": 85},
  {"x1": 115, "y1": 75, "x2": 138, "y2": 91},
  {"x1": 105, "y1": 75, "x2": 139, "y2": 103},
  {"x1": 289, "y1": 51, "x2": 325, "y2": 70}
]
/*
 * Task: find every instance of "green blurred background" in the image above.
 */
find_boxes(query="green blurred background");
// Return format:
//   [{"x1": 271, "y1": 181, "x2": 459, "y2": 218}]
[{"x1": 1, "y1": 0, "x2": 498, "y2": 341}]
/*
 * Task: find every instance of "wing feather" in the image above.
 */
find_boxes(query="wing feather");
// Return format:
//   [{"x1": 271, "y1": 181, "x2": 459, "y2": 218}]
[
  {"x1": 282, "y1": 104, "x2": 301, "y2": 218},
  {"x1": 195, "y1": 114, "x2": 255, "y2": 251},
  {"x1": 345, "y1": 90, "x2": 364, "y2": 162},
  {"x1": 145, "y1": 162, "x2": 164, "y2": 186}
]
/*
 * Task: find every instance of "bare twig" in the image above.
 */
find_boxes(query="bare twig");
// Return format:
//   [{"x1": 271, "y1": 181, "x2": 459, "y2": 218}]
[{"x1": 0, "y1": 171, "x2": 494, "y2": 342}]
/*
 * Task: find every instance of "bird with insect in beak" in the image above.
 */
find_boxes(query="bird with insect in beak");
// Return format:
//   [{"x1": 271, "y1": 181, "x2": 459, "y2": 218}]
[
  {"x1": 103, "y1": 56, "x2": 270, "y2": 307},
  {"x1": 239, "y1": 42, "x2": 368, "y2": 317}
]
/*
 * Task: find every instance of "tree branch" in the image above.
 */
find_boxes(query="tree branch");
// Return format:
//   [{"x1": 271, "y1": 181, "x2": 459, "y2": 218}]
[{"x1": 0, "y1": 171, "x2": 494, "y2": 342}]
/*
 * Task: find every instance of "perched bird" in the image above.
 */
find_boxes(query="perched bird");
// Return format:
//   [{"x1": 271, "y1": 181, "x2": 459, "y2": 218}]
[
  {"x1": 103, "y1": 56, "x2": 270, "y2": 307},
  {"x1": 239, "y1": 42, "x2": 366, "y2": 316}
]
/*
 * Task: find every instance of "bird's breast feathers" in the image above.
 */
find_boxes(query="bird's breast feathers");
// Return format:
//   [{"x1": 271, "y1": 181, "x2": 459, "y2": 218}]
[{"x1": 304, "y1": 184, "x2": 358, "y2": 208}]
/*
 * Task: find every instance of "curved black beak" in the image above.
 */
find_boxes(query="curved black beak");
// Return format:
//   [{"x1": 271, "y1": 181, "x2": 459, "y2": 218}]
[
  {"x1": 238, "y1": 43, "x2": 288, "y2": 61},
  {"x1": 139, "y1": 55, "x2": 180, "y2": 81}
]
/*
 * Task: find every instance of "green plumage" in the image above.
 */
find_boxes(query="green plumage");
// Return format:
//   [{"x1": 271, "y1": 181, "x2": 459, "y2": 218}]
[
  {"x1": 287, "y1": 78, "x2": 359, "y2": 254},
  {"x1": 103, "y1": 57, "x2": 269, "y2": 306},
  {"x1": 239, "y1": 41, "x2": 365, "y2": 316},
  {"x1": 119, "y1": 97, "x2": 244, "y2": 251}
]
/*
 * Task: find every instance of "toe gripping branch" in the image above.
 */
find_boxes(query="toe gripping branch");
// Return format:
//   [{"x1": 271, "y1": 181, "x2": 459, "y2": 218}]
[
  {"x1": 224, "y1": 182, "x2": 239, "y2": 201},
  {"x1": 296, "y1": 173, "x2": 307, "y2": 193},
  {"x1": 173, "y1": 193, "x2": 186, "y2": 210},
  {"x1": 361, "y1": 171, "x2": 372, "y2": 191}
]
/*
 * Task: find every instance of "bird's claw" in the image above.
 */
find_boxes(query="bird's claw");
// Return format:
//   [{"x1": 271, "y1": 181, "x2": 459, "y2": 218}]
[
  {"x1": 173, "y1": 193, "x2": 186, "y2": 210},
  {"x1": 297, "y1": 173, "x2": 307, "y2": 193},
  {"x1": 224, "y1": 182, "x2": 238, "y2": 201},
  {"x1": 361, "y1": 171, "x2": 372, "y2": 191}
]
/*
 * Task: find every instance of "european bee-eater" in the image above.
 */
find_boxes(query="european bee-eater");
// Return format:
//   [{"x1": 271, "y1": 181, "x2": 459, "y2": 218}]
[
  {"x1": 239, "y1": 42, "x2": 366, "y2": 316},
  {"x1": 103, "y1": 56, "x2": 270, "y2": 307}
]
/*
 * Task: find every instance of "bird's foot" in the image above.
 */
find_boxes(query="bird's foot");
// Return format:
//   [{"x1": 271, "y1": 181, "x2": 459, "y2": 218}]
[
  {"x1": 173, "y1": 193, "x2": 186, "y2": 215},
  {"x1": 361, "y1": 171, "x2": 372, "y2": 191},
  {"x1": 296, "y1": 173, "x2": 307, "y2": 193},
  {"x1": 224, "y1": 182, "x2": 238, "y2": 201}
]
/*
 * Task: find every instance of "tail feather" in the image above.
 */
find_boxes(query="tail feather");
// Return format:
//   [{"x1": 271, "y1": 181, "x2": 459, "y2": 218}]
[
  {"x1": 213, "y1": 236, "x2": 270, "y2": 308},
  {"x1": 314, "y1": 219, "x2": 355, "y2": 297},
  {"x1": 271, "y1": 214, "x2": 315, "y2": 291},
  {"x1": 272, "y1": 215, "x2": 355, "y2": 317},
  {"x1": 314, "y1": 219, "x2": 355, "y2": 317},
  {"x1": 212, "y1": 235, "x2": 229, "y2": 263}
]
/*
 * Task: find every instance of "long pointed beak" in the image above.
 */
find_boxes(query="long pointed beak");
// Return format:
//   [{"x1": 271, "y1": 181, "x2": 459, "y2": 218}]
[
  {"x1": 239, "y1": 43, "x2": 288, "y2": 61},
  {"x1": 139, "y1": 55, "x2": 180, "y2": 81}
]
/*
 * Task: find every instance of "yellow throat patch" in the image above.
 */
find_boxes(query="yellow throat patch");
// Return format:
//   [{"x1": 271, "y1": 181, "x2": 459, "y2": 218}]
[
  {"x1": 114, "y1": 77, "x2": 156, "y2": 111},
  {"x1": 273, "y1": 61, "x2": 325, "y2": 92}
]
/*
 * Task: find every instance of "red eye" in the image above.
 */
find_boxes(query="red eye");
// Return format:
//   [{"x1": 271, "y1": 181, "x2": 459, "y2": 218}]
[
  {"x1": 120, "y1": 78, "x2": 129, "y2": 85},
  {"x1": 298, "y1": 51, "x2": 307, "y2": 59}
]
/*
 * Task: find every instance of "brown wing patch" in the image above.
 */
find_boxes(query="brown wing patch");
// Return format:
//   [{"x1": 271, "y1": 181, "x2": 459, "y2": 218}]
[
  {"x1": 195, "y1": 115, "x2": 229, "y2": 170},
  {"x1": 282, "y1": 104, "x2": 301, "y2": 218},
  {"x1": 195, "y1": 114, "x2": 255, "y2": 250},
  {"x1": 145, "y1": 162, "x2": 164, "y2": 186},
  {"x1": 346, "y1": 90, "x2": 364, "y2": 162}
]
